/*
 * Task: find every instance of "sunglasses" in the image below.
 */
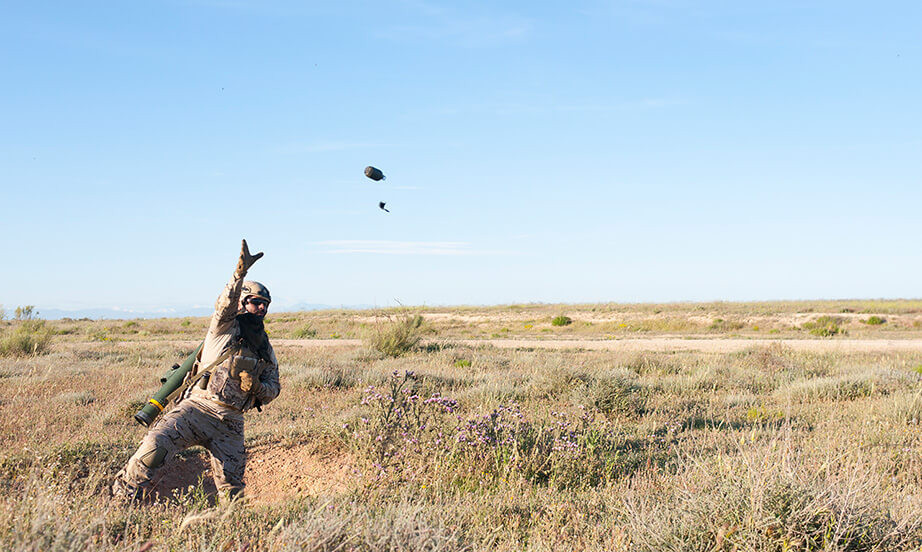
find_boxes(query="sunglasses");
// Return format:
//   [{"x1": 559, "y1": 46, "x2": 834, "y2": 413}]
[{"x1": 247, "y1": 298, "x2": 270, "y2": 307}]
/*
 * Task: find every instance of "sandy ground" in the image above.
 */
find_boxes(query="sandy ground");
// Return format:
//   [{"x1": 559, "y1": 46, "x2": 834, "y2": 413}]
[
  {"x1": 269, "y1": 338, "x2": 922, "y2": 354},
  {"x1": 153, "y1": 442, "x2": 356, "y2": 505}
]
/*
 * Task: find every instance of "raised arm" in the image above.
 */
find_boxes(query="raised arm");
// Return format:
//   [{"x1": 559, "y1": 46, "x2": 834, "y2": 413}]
[{"x1": 209, "y1": 239, "x2": 264, "y2": 336}]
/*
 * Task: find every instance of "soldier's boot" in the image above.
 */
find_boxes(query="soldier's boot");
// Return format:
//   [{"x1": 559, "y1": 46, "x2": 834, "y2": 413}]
[
  {"x1": 217, "y1": 485, "x2": 245, "y2": 505},
  {"x1": 111, "y1": 469, "x2": 146, "y2": 503}
]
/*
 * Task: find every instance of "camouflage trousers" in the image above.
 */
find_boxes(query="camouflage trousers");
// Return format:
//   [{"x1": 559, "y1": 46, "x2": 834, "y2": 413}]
[{"x1": 113, "y1": 396, "x2": 246, "y2": 500}]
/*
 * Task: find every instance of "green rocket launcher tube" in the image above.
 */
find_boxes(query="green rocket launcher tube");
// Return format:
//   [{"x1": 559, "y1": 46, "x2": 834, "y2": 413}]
[{"x1": 134, "y1": 343, "x2": 204, "y2": 427}]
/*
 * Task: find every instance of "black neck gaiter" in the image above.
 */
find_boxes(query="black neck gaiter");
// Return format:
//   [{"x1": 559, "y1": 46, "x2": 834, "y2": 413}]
[{"x1": 236, "y1": 312, "x2": 269, "y2": 358}]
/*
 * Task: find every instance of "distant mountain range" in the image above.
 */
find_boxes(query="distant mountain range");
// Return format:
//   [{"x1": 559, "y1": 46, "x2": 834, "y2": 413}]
[{"x1": 35, "y1": 303, "x2": 374, "y2": 320}]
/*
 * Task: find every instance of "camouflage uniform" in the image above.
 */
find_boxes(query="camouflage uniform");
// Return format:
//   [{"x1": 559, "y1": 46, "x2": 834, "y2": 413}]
[{"x1": 113, "y1": 268, "x2": 280, "y2": 500}]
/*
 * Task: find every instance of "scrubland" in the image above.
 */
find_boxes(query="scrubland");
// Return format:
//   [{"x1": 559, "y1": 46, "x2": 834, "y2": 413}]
[{"x1": 2, "y1": 300, "x2": 922, "y2": 551}]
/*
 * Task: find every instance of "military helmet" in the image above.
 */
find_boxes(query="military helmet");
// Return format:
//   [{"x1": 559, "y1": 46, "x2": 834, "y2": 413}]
[{"x1": 242, "y1": 281, "x2": 271, "y2": 305}]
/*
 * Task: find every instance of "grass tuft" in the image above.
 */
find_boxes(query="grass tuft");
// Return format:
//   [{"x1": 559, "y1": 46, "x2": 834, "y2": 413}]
[
  {"x1": 801, "y1": 315, "x2": 846, "y2": 337},
  {"x1": 0, "y1": 320, "x2": 53, "y2": 357},
  {"x1": 292, "y1": 322, "x2": 318, "y2": 339},
  {"x1": 366, "y1": 313, "x2": 425, "y2": 358}
]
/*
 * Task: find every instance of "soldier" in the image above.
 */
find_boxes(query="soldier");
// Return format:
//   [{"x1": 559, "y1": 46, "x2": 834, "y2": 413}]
[{"x1": 112, "y1": 239, "x2": 281, "y2": 501}]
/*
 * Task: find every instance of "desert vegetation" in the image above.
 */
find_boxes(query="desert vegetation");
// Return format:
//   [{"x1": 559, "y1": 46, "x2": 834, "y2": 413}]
[{"x1": 2, "y1": 300, "x2": 922, "y2": 550}]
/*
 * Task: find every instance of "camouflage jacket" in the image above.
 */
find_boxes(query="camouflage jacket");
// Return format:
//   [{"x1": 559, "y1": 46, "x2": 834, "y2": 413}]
[{"x1": 188, "y1": 273, "x2": 280, "y2": 414}]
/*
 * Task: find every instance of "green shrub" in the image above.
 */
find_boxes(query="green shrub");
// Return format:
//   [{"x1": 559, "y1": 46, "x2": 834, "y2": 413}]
[
  {"x1": 89, "y1": 329, "x2": 115, "y2": 342},
  {"x1": 453, "y1": 359, "x2": 472, "y2": 368},
  {"x1": 293, "y1": 323, "x2": 317, "y2": 339},
  {"x1": 863, "y1": 316, "x2": 886, "y2": 325},
  {"x1": 708, "y1": 318, "x2": 745, "y2": 332},
  {"x1": 551, "y1": 315, "x2": 572, "y2": 327},
  {"x1": 801, "y1": 316, "x2": 845, "y2": 337},
  {"x1": 745, "y1": 406, "x2": 784, "y2": 423},
  {"x1": 366, "y1": 313, "x2": 425, "y2": 358},
  {"x1": 0, "y1": 320, "x2": 53, "y2": 357}
]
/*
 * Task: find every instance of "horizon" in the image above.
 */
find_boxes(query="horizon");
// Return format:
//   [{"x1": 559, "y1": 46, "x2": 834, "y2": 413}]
[{"x1": 11, "y1": 296, "x2": 922, "y2": 321}]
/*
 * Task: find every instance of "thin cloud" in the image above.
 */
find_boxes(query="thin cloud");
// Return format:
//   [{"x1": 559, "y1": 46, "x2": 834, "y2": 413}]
[
  {"x1": 559, "y1": 98, "x2": 687, "y2": 112},
  {"x1": 306, "y1": 208, "x2": 363, "y2": 216},
  {"x1": 276, "y1": 141, "x2": 394, "y2": 154},
  {"x1": 316, "y1": 240, "x2": 471, "y2": 255},
  {"x1": 315, "y1": 240, "x2": 522, "y2": 256},
  {"x1": 379, "y1": 1, "x2": 533, "y2": 48},
  {"x1": 314, "y1": 240, "x2": 515, "y2": 256},
  {"x1": 428, "y1": 97, "x2": 686, "y2": 116},
  {"x1": 178, "y1": 0, "x2": 337, "y2": 17},
  {"x1": 380, "y1": 20, "x2": 533, "y2": 47}
]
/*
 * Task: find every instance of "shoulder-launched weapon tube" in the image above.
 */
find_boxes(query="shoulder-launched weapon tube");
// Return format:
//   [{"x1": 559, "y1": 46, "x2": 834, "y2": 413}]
[{"x1": 134, "y1": 343, "x2": 204, "y2": 427}]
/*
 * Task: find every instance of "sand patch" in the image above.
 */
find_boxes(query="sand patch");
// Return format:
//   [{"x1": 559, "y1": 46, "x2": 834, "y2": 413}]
[
  {"x1": 151, "y1": 442, "x2": 356, "y2": 505},
  {"x1": 244, "y1": 442, "x2": 357, "y2": 504}
]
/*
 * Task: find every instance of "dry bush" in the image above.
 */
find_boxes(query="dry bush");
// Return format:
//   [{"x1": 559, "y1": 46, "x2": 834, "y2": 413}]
[
  {"x1": 0, "y1": 320, "x2": 53, "y2": 357},
  {"x1": 621, "y1": 352, "x2": 682, "y2": 376},
  {"x1": 526, "y1": 364, "x2": 593, "y2": 400},
  {"x1": 291, "y1": 362, "x2": 361, "y2": 389},
  {"x1": 891, "y1": 391, "x2": 922, "y2": 425},
  {"x1": 366, "y1": 313, "x2": 425, "y2": 358},
  {"x1": 54, "y1": 391, "x2": 96, "y2": 406},
  {"x1": 777, "y1": 367, "x2": 916, "y2": 403},
  {"x1": 588, "y1": 370, "x2": 647, "y2": 417},
  {"x1": 273, "y1": 498, "x2": 469, "y2": 551}
]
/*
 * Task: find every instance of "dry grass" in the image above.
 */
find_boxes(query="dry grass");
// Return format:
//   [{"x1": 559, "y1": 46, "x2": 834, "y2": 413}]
[
  {"x1": 365, "y1": 312, "x2": 426, "y2": 358},
  {"x1": 0, "y1": 320, "x2": 53, "y2": 357},
  {"x1": 3, "y1": 302, "x2": 922, "y2": 549}
]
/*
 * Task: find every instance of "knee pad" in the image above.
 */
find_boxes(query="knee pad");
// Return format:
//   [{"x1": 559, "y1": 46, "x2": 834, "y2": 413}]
[{"x1": 139, "y1": 446, "x2": 168, "y2": 469}]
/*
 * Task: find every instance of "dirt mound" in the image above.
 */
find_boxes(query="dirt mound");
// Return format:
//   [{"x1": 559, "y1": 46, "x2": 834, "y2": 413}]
[
  {"x1": 245, "y1": 442, "x2": 357, "y2": 504},
  {"x1": 153, "y1": 442, "x2": 357, "y2": 505}
]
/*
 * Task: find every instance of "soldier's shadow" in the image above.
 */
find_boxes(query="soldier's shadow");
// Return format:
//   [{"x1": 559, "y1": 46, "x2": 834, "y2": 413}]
[{"x1": 153, "y1": 448, "x2": 219, "y2": 506}]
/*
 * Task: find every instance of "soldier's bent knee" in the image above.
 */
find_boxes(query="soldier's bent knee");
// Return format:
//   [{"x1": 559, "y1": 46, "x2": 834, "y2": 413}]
[{"x1": 139, "y1": 446, "x2": 168, "y2": 469}]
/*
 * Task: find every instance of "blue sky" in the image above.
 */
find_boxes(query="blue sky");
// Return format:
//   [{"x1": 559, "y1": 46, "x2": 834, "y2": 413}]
[{"x1": 2, "y1": 1, "x2": 920, "y2": 314}]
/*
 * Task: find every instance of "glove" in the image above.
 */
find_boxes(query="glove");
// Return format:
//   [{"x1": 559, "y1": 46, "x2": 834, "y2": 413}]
[
  {"x1": 239, "y1": 371, "x2": 262, "y2": 394},
  {"x1": 234, "y1": 239, "x2": 264, "y2": 279},
  {"x1": 228, "y1": 355, "x2": 256, "y2": 380}
]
